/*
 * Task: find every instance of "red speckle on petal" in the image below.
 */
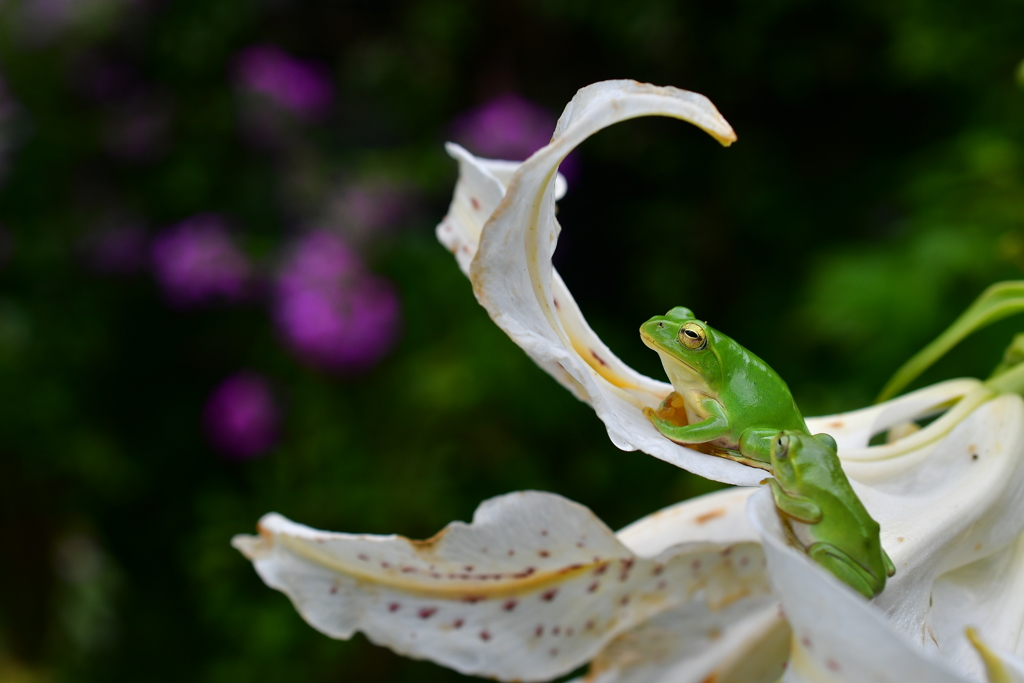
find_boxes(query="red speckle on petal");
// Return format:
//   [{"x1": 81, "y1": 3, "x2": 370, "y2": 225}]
[
  {"x1": 464, "y1": 565, "x2": 474, "y2": 572},
  {"x1": 620, "y1": 595, "x2": 630, "y2": 606},
  {"x1": 827, "y1": 659, "x2": 841, "y2": 672},
  {"x1": 389, "y1": 603, "x2": 401, "y2": 612},
  {"x1": 480, "y1": 630, "x2": 491, "y2": 642},
  {"x1": 453, "y1": 619, "x2": 464, "y2": 629},
  {"x1": 503, "y1": 600, "x2": 517, "y2": 612},
  {"x1": 539, "y1": 550, "x2": 550, "y2": 557},
  {"x1": 566, "y1": 627, "x2": 574, "y2": 636},
  {"x1": 652, "y1": 565, "x2": 664, "y2": 576},
  {"x1": 357, "y1": 554, "x2": 370, "y2": 561},
  {"x1": 508, "y1": 549, "x2": 515, "y2": 556},
  {"x1": 587, "y1": 582, "x2": 600, "y2": 593},
  {"x1": 801, "y1": 637, "x2": 812, "y2": 649},
  {"x1": 418, "y1": 607, "x2": 437, "y2": 619},
  {"x1": 552, "y1": 626, "x2": 561, "y2": 636},
  {"x1": 550, "y1": 648, "x2": 559, "y2": 657},
  {"x1": 462, "y1": 595, "x2": 485, "y2": 604},
  {"x1": 535, "y1": 625, "x2": 544, "y2": 637},
  {"x1": 594, "y1": 563, "x2": 608, "y2": 575},
  {"x1": 541, "y1": 529, "x2": 548, "y2": 536},
  {"x1": 542, "y1": 589, "x2": 558, "y2": 602},
  {"x1": 329, "y1": 585, "x2": 338, "y2": 594},
  {"x1": 585, "y1": 619, "x2": 595, "y2": 630},
  {"x1": 470, "y1": 197, "x2": 480, "y2": 210}
]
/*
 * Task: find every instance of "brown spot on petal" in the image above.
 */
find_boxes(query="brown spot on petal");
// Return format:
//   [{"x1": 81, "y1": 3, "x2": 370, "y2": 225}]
[
  {"x1": 418, "y1": 607, "x2": 437, "y2": 619},
  {"x1": 535, "y1": 625, "x2": 544, "y2": 637},
  {"x1": 470, "y1": 197, "x2": 480, "y2": 210},
  {"x1": 329, "y1": 585, "x2": 338, "y2": 595},
  {"x1": 587, "y1": 582, "x2": 600, "y2": 593},
  {"x1": 542, "y1": 589, "x2": 558, "y2": 602},
  {"x1": 695, "y1": 508, "x2": 726, "y2": 524},
  {"x1": 357, "y1": 553, "x2": 370, "y2": 561},
  {"x1": 828, "y1": 421, "x2": 844, "y2": 429},
  {"x1": 453, "y1": 619, "x2": 464, "y2": 629},
  {"x1": 480, "y1": 630, "x2": 491, "y2": 641},
  {"x1": 827, "y1": 659, "x2": 841, "y2": 672},
  {"x1": 389, "y1": 603, "x2": 401, "y2": 612},
  {"x1": 462, "y1": 595, "x2": 485, "y2": 604},
  {"x1": 591, "y1": 350, "x2": 608, "y2": 366},
  {"x1": 539, "y1": 550, "x2": 550, "y2": 558},
  {"x1": 503, "y1": 600, "x2": 517, "y2": 612}
]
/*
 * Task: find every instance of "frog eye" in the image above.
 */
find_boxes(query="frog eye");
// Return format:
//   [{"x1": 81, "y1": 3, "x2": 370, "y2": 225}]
[
  {"x1": 678, "y1": 322, "x2": 707, "y2": 350},
  {"x1": 774, "y1": 434, "x2": 791, "y2": 459}
]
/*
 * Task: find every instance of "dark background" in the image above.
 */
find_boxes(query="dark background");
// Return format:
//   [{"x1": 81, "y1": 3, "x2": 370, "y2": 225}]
[{"x1": 1, "y1": 0, "x2": 1022, "y2": 680}]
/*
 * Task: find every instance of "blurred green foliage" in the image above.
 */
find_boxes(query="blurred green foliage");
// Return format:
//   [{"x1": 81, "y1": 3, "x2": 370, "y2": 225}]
[{"x1": 0, "y1": 0, "x2": 1021, "y2": 681}]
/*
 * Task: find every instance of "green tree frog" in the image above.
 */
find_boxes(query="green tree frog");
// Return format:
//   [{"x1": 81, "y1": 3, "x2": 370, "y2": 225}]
[
  {"x1": 767, "y1": 430, "x2": 896, "y2": 598},
  {"x1": 640, "y1": 307, "x2": 809, "y2": 468}
]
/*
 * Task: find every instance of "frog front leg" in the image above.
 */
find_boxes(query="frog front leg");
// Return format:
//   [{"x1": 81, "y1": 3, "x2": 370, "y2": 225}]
[
  {"x1": 643, "y1": 396, "x2": 731, "y2": 445},
  {"x1": 808, "y1": 542, "x2": 885, "y2": 599},
  {"x1": 766, "y1": 478, "x2": 822, "y2": 524}
]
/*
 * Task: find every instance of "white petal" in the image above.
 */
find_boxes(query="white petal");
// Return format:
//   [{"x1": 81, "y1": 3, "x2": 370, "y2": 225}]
[
  {"x1": 446, "y1": 80, "x2": 755, "y2": 485},
  {"x1": 842, "y1": 394, "x2": 1024, "y2": 669},
  {"x1": 805, "y1": 378, "x2": 983, "y2": 452},
  {"x1": 747, "y1": 487, "x2": 971, "y2": 683},
  {"x1": 930, "y1": 531, "x2": 1024, "y2": 678},
  {"x1": 233, "y1": 490, "x2": 770, "y2": 682},
  {"x1": 581, "y1": 601, "x2": 789, "y2": 683},
  {"x1": 966, "y1": 628, "x2": 1024, "y2": 683}
]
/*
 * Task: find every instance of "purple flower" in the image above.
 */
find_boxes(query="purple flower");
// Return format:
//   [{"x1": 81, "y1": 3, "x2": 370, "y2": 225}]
[
  {"x1": 273, "y1": 230, "x2": 400, "y2": 372},
  {"x1": 233, "y1": 45, "x2": 334, "y2": 119},
  {"x1": 151, "y1": 214, "x2": 251, "y2": 307},
  {"x1": 451, "y1": 94, "x2": 556, "y2": 161},
  {"x1": 203, "y1": 372, "x2": 280, "y2": 459}
]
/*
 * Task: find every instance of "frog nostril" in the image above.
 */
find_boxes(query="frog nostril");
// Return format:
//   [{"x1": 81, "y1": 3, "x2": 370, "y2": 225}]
[{"x1": 657, "y1": 322, "x2": 665, "y2": 328}]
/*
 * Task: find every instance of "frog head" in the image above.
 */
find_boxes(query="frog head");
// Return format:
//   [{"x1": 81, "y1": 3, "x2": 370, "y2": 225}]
[
  {"x1": 640, "y1": 307, "x2": 723, "y2": 395},
  {"x1": 770, "y1": 431, "x2": 839, "y2": 488}
]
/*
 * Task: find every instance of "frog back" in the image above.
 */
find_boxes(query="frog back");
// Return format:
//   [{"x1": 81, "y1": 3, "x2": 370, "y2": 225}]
[
  {"x1": 715, "y1": 337, "x2": 809, "y2": 433},
  {"x1": 803, "y1": 460, "x2": 888, "y2": 577}
]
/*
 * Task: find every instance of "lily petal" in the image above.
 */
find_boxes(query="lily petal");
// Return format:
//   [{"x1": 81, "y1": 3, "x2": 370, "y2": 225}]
[
  {"x1": 233, "y1": 490, "x2": 770, "y2": 682},
  {"x1": 967, "y1": 628, "x2": 1024, "y2": 683},
  {"x1": 748, "y1": 486, "x2": 971, "y2": 683},
  {"x1": 438, "y1": 80, "x2": 756, "y2": 485}
]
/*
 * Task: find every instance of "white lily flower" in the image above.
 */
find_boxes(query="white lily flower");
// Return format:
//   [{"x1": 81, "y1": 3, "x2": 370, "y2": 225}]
[{"x1": 235, "y1": 80, "x2": 1024, "y2": 682}]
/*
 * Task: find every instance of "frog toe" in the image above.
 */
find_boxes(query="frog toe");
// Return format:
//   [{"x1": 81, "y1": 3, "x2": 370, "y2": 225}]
[{"x1": 809, "y1": 544, "x2": 884, "y2": 599}]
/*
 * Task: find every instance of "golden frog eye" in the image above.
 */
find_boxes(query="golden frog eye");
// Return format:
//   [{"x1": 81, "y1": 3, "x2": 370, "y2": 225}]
[{"x1": 678, "y1": 322, "x2": 707, "y2": 350}]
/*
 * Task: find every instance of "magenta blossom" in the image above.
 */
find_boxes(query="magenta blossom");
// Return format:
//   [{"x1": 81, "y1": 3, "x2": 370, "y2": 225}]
[
  {"x1": 273, "y1": 230, "x2": 400, "y2": 372},
  {"x1": 234, "y1": 45, "x2": 333, "y2": 119},
  {"x1": 151, "y1": 214, "x2": 251, "y2": 307},
  {"x1": 203, "y1": 371, "x2": 280, "y2": 459},
  {"x1": 451, "y1": 93, "x2": 578, "y2": 180},
  {"x1": 451, "y1": 93, "x2": 556, "y2": 161}
]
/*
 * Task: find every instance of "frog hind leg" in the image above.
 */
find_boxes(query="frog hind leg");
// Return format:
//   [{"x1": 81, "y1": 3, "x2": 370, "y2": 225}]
[
  {"x1": 738, "y1": 428, "x2": 782, "y2": 466},
  {"x1": 808, "y1": 542, "x2": 884, "y2": 599}
]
